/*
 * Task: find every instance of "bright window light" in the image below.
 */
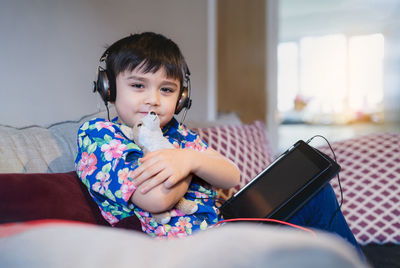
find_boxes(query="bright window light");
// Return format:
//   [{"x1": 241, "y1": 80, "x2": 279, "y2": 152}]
[
  {"x1": 277, "y1": 33, "x2": 385, "y2": 124},
  {"x1": 278, "y1": 42, "x2": 299, "y2": 112},
  {"x1": 349, "y1": 33, "x2": 384, "y2": 113},
  {"x1": 300, "y1": 34, "x2": 347, "y2": 115}
]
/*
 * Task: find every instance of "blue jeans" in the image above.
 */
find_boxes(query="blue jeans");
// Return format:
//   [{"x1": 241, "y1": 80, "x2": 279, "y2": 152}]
[{"x1": 288, "y1": 184, "x2": 364, "y2": 259}]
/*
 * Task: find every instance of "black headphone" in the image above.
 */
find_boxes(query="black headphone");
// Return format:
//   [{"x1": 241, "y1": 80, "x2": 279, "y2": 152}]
[{"x1": 93, "y1": 50, "x2": 192, "y2": 115}]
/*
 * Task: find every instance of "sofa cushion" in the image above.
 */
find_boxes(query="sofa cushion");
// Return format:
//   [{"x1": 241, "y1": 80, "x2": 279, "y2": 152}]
[
  {"x1": 0, "y1": 222, "x2": 367, "y2": 268},
  {"x1": 0, "y1": 109, "x2": 115, "y2": 173},
  {"x1": 0, "y1": 112, "x2": 273, "y2": 201},
  {"x1": 195, "y1": 121, "x2": 273, "y2": 201},
  {"x1": 0, "y1": 171, "x2": 110, "y2": 226},
  {"x1": 0, "y1": 109, "x2": 271, "y2": 179}
]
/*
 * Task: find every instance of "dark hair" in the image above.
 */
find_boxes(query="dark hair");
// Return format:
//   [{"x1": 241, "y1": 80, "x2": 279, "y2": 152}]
[{"x1": 103, "y1": 32, "x2": 189, "y2": 100}]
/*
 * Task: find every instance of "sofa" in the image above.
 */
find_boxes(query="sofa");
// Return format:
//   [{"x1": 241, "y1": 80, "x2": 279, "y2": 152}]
[{"x1": 0, "y1": 109, "x2": 398, "y2": 267}]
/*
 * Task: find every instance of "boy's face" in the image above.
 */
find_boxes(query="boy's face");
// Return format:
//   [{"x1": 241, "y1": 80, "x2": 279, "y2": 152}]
[{"x1": 114, "y1": 66, "x2": 181, "y2": 128}]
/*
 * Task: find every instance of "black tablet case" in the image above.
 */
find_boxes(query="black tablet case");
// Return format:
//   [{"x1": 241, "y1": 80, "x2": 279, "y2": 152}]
[{"x1": 220, "y1": 140, "x2": 340, "y2": 221}]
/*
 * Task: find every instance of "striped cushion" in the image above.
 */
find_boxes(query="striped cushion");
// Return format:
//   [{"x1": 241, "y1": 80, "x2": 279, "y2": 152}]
[
  {"x1": 195, "y1": 121, "x2": 273, "y2": 201},
  {"x1": 318, "y1": 133, "x2": 400, "y2": 245}
]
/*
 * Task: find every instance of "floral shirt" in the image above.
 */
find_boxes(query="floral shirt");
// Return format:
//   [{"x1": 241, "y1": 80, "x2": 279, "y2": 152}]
[{"x1": 75, "y1": 117, "x2": 221, "y2": 238}]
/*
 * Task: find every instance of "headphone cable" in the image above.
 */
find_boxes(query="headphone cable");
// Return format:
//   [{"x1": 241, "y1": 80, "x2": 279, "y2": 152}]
[
  {"x1": 105, "y1": 102, "x2": 111, "y2": 121},
  {"x1": 306, "y1": 135, "x2": 343, "y2": 231}
]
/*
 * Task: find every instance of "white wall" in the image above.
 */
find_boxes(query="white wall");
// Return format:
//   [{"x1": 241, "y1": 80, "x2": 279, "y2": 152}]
[
  {"x1": 384, "y1": 23, "x2": 400, "y2": 122},
  {"x1": 0, "y1": 0, "x2": 210, "y2": 127}
]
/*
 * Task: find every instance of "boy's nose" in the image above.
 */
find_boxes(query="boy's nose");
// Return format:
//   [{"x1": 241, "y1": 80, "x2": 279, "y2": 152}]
[{"x1": 146, "y1": 90, "x2": 161, "y2": 106}]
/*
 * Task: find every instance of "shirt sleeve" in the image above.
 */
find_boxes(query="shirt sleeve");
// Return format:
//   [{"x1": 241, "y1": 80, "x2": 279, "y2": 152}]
[{"x1": 75, "y1": 118, "x2": 143, "y2": 209}]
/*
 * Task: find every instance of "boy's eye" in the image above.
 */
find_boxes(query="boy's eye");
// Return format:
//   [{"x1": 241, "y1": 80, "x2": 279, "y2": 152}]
[
  {"x1": 160, "y1": 87, "x2": 174, "y2": 93},
  {"x1": 131, "y1": 83, "x2": 144, "y2": 89}
]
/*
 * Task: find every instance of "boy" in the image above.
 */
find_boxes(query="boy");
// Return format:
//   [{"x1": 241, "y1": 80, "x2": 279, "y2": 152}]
[{"x1": 75, "y1": 32, "x2": 240, "y2": 237}]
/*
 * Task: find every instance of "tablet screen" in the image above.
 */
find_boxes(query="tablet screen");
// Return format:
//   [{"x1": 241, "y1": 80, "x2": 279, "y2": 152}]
[{"x1": 221, "y1": 141, "x2": 332, "y2": 219}]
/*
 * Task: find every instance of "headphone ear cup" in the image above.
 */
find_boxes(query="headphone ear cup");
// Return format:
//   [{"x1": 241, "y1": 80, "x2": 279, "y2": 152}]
[
  {"x1": 95, "y1": 68, "x2": 110, "y2": 103},
  {"x1": 175, "y1": 86, "x2": 192, "y2": 114}
]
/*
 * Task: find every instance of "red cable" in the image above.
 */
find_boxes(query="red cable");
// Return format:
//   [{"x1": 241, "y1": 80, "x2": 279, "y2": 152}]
[{"x1": 215, "y1": 218, "x2": 317, "y2": 237}]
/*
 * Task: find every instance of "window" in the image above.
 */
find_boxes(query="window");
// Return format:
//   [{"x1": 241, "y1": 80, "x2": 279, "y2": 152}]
[{"x1": 278, "y1": 33, "x2": 384, "y2": 124}]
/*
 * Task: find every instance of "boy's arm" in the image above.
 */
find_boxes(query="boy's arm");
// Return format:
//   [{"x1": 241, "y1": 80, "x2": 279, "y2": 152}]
[
  {"x1": 130, "y1": 175, "x2": 192, "y2": 213},
  {"x1": 184, "y1": 147, "x2": 241, "y2": 189},
  {"x1": 132, "y1": 147, "x2": 240, "y2": 195}
]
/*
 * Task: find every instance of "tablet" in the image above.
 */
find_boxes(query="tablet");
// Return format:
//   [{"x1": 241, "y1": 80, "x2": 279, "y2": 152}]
[{"x1": 220, "y1": 140, "x2": 340, "y2": 221}]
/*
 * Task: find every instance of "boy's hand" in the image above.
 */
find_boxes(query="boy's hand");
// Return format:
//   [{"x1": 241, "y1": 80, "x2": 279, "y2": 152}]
[{"x1": 132, "y1": 149, "x2": 193, "y2": 194}]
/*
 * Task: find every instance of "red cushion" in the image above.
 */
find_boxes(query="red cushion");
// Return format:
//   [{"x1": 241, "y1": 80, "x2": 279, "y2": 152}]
[{"x1": 0, "y1": 171, "x2": 110, "y2": 225}]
